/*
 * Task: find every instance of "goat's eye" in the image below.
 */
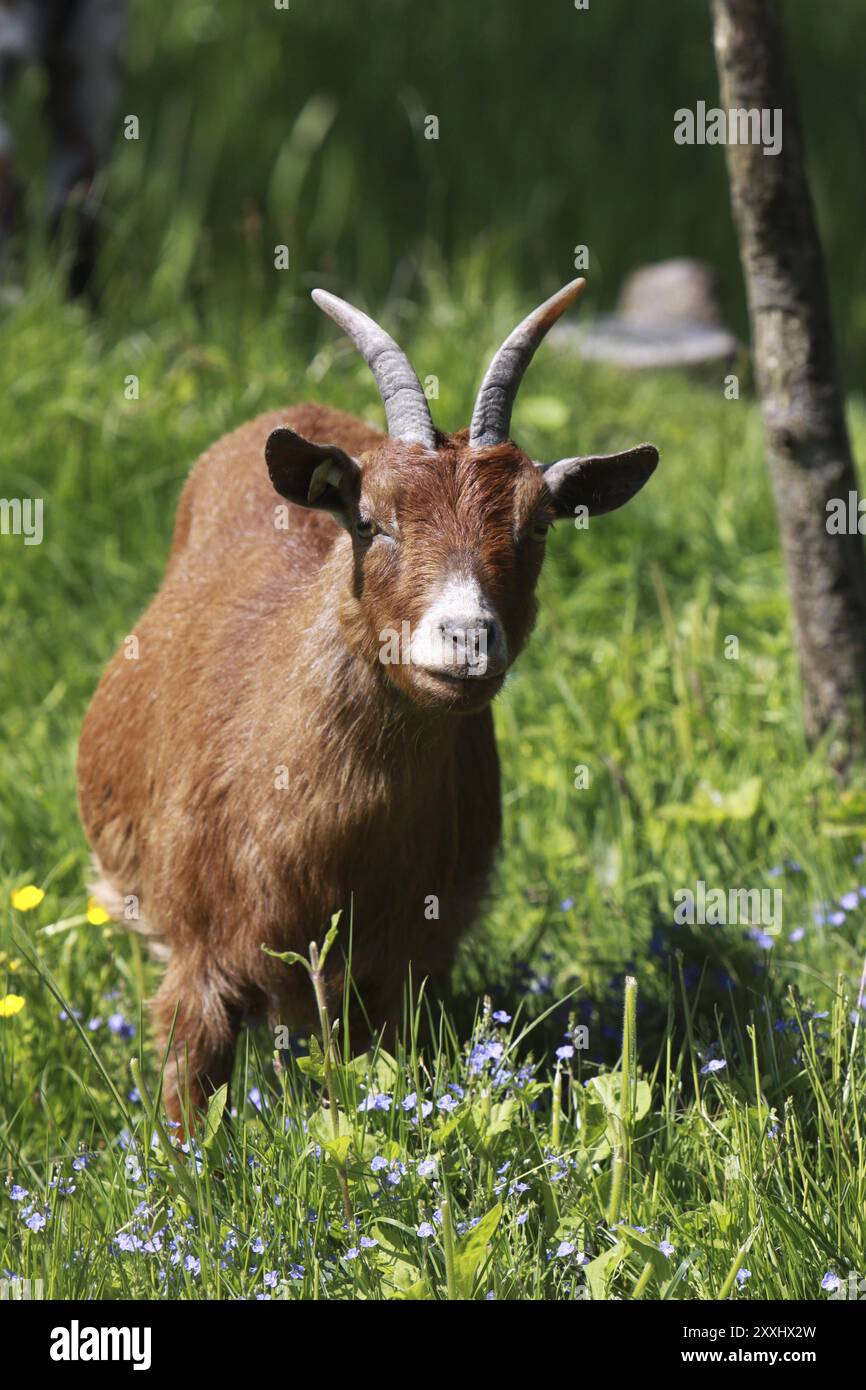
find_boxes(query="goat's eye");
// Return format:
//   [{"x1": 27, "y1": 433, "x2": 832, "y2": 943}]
[
  {"x1": 531, "y1": 519, "x2": 551, "y2": 541},
  {"x1": 355, "y1": 517, "x2": 376, "y2": 541}
]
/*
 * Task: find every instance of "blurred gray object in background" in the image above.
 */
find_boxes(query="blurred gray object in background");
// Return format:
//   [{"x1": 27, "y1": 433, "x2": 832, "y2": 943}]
[{"x1": 554, "y1": 258, "x2": 741, "y2": 369}]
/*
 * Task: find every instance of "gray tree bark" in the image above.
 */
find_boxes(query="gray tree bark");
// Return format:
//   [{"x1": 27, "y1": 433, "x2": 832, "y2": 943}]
[{"x1": 710, "y1": 0, "x2": 866, "y2": 769}]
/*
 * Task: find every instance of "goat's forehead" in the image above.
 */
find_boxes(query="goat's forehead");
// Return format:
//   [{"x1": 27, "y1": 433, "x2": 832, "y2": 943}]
[{"x1": 360, "y1": 445, "x2": 543, "y2": 516}]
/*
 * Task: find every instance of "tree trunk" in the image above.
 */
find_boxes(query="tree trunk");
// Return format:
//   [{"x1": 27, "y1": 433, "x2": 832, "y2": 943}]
[{"x1": 710, "y1": 0, "x2": 866, "y2": 769}]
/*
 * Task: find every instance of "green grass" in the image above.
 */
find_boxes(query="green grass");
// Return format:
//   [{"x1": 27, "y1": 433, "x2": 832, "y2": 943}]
[{"x1": 2, "y1": 266, "x2": 866, "y2": 1300}]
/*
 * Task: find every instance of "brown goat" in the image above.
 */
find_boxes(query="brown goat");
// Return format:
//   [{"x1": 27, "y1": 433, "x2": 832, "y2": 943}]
[{"x1": 77, "y1": 279, "x2": 658, "y2": 1124}]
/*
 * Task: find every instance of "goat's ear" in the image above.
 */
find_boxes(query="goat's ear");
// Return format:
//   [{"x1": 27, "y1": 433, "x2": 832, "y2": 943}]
[
  {"x1": 539, "y1": 444, "x2": 658, "y2": 519},
  {"x1": 266, "y1": 427, "x2": 361, "y2": 528}
]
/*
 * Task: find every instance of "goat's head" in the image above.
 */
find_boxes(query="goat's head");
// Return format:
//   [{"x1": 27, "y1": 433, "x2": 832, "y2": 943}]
[{"x1": 266, "y1": 280, "x2": 658, "y2": 712}]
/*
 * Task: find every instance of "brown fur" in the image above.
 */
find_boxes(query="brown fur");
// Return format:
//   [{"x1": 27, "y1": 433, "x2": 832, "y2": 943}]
[{"x1": 77, "y1": 403, "x2": 554, "y2": 1122}]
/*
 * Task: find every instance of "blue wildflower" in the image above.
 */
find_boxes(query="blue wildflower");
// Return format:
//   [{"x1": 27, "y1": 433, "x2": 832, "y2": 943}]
[
  {"x1": 747, "y1": 927, "x2": 775, "y2": 950},
  {"x1": 108, "y1": 1012, "x2": 135, "y2": 1039},
  {"x1": 358, "y1": 1092, "x2": 392, "y2": 1113}
]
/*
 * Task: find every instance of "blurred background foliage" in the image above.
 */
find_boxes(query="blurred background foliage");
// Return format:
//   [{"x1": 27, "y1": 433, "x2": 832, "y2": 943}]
[{"x1": 6, "y1": 0, "x2": 866, "y2": 375}]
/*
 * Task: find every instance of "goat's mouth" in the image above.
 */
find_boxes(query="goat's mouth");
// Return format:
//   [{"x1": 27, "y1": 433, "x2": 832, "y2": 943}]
[{"x1": 411, "y1": 665, "x2": 506, "y2": 707}]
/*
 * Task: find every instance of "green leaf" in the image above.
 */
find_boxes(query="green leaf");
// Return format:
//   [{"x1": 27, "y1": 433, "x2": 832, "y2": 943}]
[
  {"x1": 296, "y1": 1035, "x2": 325, "y2": 1082},
  {"x1": 261, "y1": 942, "x2": 309, "y2": 971},
  {"x1": 622, "y1": 1228, "x2": 673, "y2": 1290},
  {"x1": 396, "y1": 1275, "x2": 432, "y2": 1300},
  {"x1": 578, "y1": 1098, "x2": 609, "y2": 1151},
  {"x1": 588, "y1": 1074, "x2": 651, "y2": 1123},
  {"x1": 431, "y1": 1108, "x2": 468, "y2": 1144},
  {"x1": 709, "y1": 1199, "x2": 734, "y2": 1233},
  {"x1": 321, "y1": 1135, "x2": 352, "y2": 1164},
  {"x1": 452, "y1": 1203, "x2": 503, "y2": 1299},
  {"x1": 202, "y1": 1083, "x2": 228, "y2": 1149},
  {"x1": 584, "y1": 1241, "x2": 626, "y2": 1300},
  {"x1": 486, "y1": 1097, "x2": 518, "y2": 1138},
  {"x1": 349, "y1": 1047, "x2": 400, "y2": 1092},
  {"x1": 308, "y1": 1104, "x2": 352, "y2": 1150},
  {"x1": 657, "y1": 776, "x2": 762, "y2": 824},
  {"x1": 370, "y1": 1219, "x2": 421, "y2": 1257},
  {"x1": 316, "y1": 911, "x2": 342, "y2": 969}
]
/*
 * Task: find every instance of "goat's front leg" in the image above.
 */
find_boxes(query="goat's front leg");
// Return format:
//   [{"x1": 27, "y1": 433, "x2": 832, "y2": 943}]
[{"x1": 151, "y1": 956, "x2": 239, "y2": 1135}]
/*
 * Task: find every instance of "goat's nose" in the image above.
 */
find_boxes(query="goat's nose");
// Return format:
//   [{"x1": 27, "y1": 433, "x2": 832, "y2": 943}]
[{"x1": 437, "y1": 615, "x2": 500, "y2": 674}]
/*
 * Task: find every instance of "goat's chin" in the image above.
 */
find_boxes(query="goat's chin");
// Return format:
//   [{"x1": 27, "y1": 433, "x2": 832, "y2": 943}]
[{"x1": 395, "y1": 665, "x2": 506, "y2": 713}]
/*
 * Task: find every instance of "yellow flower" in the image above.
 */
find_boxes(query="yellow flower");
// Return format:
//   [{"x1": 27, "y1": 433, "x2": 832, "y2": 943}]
[
  {"x1": 11, "y1": 884, "x2": 45, "y2": 912},
  {"x1": 86, "y1": 898, "x2": 110, "y2": 926},
  {"x1": 0, "y1": 994, "x2": 25, "y2": 1018},
  {"x1": 7, "y1": 958, "x2": 22, "y2": 973}
]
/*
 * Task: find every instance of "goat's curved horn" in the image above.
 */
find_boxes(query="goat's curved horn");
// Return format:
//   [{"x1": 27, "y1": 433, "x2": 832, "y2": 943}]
[
  {"x1": 469, "y1": 278, "x2": 587, "y2": 447},
  {"x1": 312, "y1": 289, "x2": 436, "y2": 448}
]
